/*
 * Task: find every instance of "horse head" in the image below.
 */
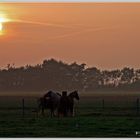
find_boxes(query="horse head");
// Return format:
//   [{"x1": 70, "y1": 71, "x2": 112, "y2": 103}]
[{"x1": 69, "y1": 90, "x2": 80, "y2": 100}]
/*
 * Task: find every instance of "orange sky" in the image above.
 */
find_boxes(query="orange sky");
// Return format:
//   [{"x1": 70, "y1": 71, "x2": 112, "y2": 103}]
[{"x1": 0, "y1": 3, "x2": 140, "y2": 69}]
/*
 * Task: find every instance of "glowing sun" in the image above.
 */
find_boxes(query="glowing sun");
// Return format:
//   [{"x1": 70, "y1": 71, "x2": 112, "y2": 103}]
[
  {"x1": 0, "y1": 17, "x2": 6, "y2": 23},
  {"x1": 0, "y1": 17, "x2": 5, "y2": 31},
  {"x1": 0, "y1": 16, "x2": 10, "y2": 35}
]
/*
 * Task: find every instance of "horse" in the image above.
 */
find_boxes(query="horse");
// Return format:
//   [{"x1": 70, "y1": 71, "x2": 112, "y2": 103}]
[
  {"x1": 67, "y1": 90, "x2": 80, "y2": 117},
  {"x1": 58, "y1": 90, "x2": 80, "y2": 117},
  {"x1": 38, "y1": 91, "x2": 61, "y2": 117}
]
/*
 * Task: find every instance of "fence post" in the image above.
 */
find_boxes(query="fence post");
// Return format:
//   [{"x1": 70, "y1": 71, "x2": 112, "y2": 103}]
[
  {"x1": 102, "y1": 99, "x2": 105, "y2": 116},
  {"x1": 102, "y1": 99, "x2": 105, "y2": 111},
  {"x1": 136, "y1": 98, "x2": 139, "y2": 116},
  {"x1": 36, "y1": 98, "x2": 39, "y2": 118},
  {"x1": 22, "y1": 98, "x2": 25, "y2": 117}
]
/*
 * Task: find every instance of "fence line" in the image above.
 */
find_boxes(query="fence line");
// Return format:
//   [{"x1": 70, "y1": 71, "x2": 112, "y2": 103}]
[{"x1": 0, "y1": 98, "x2": 139, "y2": 117}]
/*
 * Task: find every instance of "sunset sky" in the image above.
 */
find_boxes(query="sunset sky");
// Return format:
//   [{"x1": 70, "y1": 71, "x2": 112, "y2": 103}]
[{"x1": 0, "y1": 3, "x2": 140, "y2": 69}]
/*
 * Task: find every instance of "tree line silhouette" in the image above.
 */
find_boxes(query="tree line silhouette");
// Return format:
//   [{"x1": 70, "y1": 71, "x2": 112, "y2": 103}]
[{"x1": 0, "y1": 58, "x2": 140, "y2": 92}]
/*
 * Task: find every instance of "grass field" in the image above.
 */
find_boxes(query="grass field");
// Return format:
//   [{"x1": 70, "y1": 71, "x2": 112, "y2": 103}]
[{"x1": 0, "y1": 91, "x2": 140, "y2": 137}]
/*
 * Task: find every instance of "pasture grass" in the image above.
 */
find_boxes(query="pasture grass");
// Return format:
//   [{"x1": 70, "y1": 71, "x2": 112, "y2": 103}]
[
  {"x1": 0, "y1": 115, "x2": 139, "y2": 137},
  {"x1": 0, "y1": 91, "x2": 139, "y2": 137}
]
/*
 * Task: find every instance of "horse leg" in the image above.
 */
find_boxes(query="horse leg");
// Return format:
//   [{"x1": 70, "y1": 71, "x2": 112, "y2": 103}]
[
  {"x1": 70, "y1": 106, "x2": 74, "y2": 117},
  {"x1": 50, "y1": 108, "x2": 54, "y2": 117},
  {"x1": 63, "y1": 111, "x2": 66, "y2": 117},
  {"x1": 57, "y1": 109, "x2": 61, "y2": 118},
  {"x1": 63, "y1": 107, "x2": 68, "y2": 117},
  {"x1": 53, "y1": 110, "x2": 57, "y2": 117},
  {"x1": 57, "y1": 111, "x2": 60, "y2": 117}
]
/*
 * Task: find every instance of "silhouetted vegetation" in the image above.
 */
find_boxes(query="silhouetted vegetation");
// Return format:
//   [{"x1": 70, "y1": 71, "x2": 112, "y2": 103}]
[{"x1": 0, "y1": 58, "x2": 139, "y2": 91}]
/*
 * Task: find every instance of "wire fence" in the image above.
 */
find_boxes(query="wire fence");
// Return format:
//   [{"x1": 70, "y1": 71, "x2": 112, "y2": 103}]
[{"x1": 0, "y1": 96, "x2": 139, "y2": 117}]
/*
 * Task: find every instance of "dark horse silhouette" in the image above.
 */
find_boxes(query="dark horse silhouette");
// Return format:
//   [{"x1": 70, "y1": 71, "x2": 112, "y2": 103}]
[
  {"x1": 39, "y1": 90, "x2": 79, "y2": 117},
  {"x1": 38, "y1": 91, "x2": 61, "y2": 117},
  {"x1": 67, "y1": 90, "x2": 79, "y2": 116},
  {"x1": 58, "y1": 90, "x2": 80, "y2": 117}
]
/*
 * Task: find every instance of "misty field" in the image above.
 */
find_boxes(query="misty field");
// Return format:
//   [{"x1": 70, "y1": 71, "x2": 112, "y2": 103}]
[{"x1": 0, "y1": 91, "x2": 140, "y2": 137}]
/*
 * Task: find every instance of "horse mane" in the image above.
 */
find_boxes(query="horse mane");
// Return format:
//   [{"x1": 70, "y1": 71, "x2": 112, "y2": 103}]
[
  {"x1": 68, "y1": 90, "x2": 77, "y2": 97},
  {"x1": 56, "y1": 92, "x2": 61, "y2": 96}
]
